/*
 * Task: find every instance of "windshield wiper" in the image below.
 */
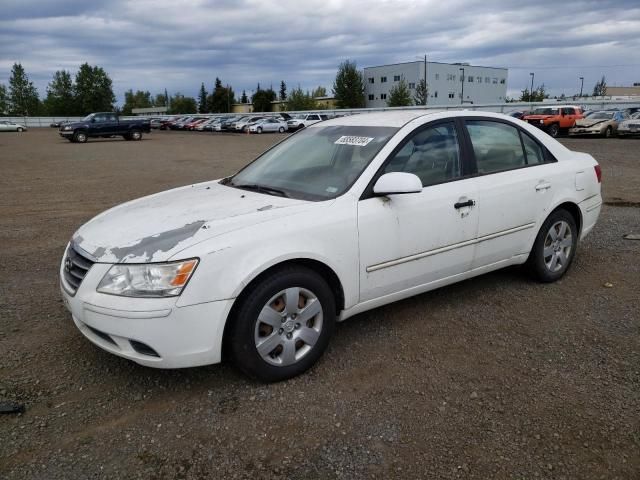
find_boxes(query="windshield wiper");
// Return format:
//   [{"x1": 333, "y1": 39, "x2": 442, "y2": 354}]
[{"x1": 231, "y1": 182, "x2": 289, "y2": 197}]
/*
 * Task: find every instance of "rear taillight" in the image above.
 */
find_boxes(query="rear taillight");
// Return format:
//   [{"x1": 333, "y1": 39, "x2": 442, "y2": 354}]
[{"x1": 594, "y1": 165, "x2": 602, "y2": 183}]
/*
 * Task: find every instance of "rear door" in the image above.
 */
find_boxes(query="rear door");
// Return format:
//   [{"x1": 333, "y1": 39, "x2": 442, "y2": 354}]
[
  {"x1": 462, "y1": 118, "x2": 557, "y2": 268},
  {"x1": 358, "y1": 120, "x2": 479, "y2": 301}
]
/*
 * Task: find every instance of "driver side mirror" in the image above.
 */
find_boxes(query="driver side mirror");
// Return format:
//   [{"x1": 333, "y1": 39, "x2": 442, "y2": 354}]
[{"x1": 373, "y1": 172, "x2": 422, "y2": 195}]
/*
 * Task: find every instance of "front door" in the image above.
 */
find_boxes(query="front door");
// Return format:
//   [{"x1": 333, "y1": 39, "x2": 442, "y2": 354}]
[{"x1": 358, "y1": 121, "x2": 479, "y2": 302}]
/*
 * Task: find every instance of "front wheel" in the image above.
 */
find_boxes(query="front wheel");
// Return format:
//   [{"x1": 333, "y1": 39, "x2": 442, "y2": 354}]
[
  {"x1": 227, "y1": 266, "x2": 336, "y2": 382},
  {"x1": 278, "y1": 126, "x2": 285, "y2": 133},
  {"x1": 527, "y1": 209, "x2": 578, "y2": 282},
  {"x1": 73, "y1": 131, "x2": 87, "y2": 143},
  {"x1": 130, "y1": 130, "x2": 142, "y2": 141},
  {"x1": 17, "y1": 127, "x2": 24, "y2": 132},
  {"x1": 257, "y1": 127, "x2": 262, "y2": 134},
  {"x1": 547, "y1": 124, "x2": 560, "y2": 138},
  {"x1": 604, "y1": 126, "x2": 612, "y2": 138}
]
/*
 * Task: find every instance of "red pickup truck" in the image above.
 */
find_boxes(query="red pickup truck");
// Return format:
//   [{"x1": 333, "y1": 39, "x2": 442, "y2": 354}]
[{"x1": 523, "y1": 105, "x2": 584, "y2": 138}]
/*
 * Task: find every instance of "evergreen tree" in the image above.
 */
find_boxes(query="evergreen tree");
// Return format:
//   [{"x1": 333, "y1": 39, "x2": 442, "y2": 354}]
[
  {"x1": 413, "y1": 78, "x2": 428, "y2": 106},
  {"x1": 592, "y1": 76, "x2": 607, "y2": 97},
  {"x1": 387, "y1": 77, "x2": 413, "y2": 107},
  {"x1": 311, "y1": 86, "x2": 327, "y2": 98},
  {"x1": 164, "y1": 88, "x2": 169, "y2": 108},
  {"x1": 44, "y1": 70, "x2": 76, "y2": 115},
  {"x1": 279, "y1": 81, "x2": 287, "y2": 101},
  {"x1": 286, "y1": 87, "x2": 317, "y2": 111},
  {"x1": 0, "y1": 84, "x2": 7, "y2": 115},
  {"x1": 240, "y1": 90, "x2": 248, "y2": 103},
  {"x1": 252, "y1": 86, "x2": 276, "y2": 112},
  {"x1": 332, "y1": 60, "x2": 365, "y2": 108},
  {"x1": 8, "y1": 63, "x2": 40, "y2": 116},
  {"x1": 519, "y1": 84, "x2": 549, "y2": 102},
  {"x1": 168, "y1": 93, "x2": 197, "y2": 114},
  {"x1": 74, "y1": 63, "x2": 115, "y2": 114},
  {"x1": 198, "y1": 83, "x2": 208, "y2": 113},
  {"x1": 206, "y1": 78, "x2": 234, "y2": 113}
]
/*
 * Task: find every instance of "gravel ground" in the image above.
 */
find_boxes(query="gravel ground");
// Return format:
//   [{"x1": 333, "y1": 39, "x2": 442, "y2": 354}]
[{"x1": 0, "y1": 129, "x2": 639, "y2": 479}]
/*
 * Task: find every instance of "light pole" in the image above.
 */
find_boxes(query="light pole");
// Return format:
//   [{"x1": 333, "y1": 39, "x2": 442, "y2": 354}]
[
  {"x1": 459, "y1": 67, "x2": 465, "y2": 104},
  {"x1": 529, "y1": 72, "x2": 535, "y2": 101},
  {"x1": 579, "y1": 76, "x2": 584, "y2": 97}
]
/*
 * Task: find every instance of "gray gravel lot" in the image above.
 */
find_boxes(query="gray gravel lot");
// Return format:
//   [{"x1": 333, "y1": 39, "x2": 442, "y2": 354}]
[{"x1": 0, "y1": 129, "x2": 639, "y2": 479}]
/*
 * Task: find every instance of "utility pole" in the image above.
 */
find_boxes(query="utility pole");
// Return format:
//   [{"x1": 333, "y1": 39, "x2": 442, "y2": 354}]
[
  {"x1": 579, "y1": 76, "x2": 584, "y2": 97},
  {"x1": 529, "y1": 72, "x2": 535, "y2": 101},
  {"x1": 423, "y1": 54, "x2": 427, "y2": 106},
  {"x1": 459, "y1": 67, "x2": 465, "y2": 105}
]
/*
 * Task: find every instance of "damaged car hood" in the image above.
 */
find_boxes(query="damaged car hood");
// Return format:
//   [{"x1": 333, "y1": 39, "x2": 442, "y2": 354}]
[
  {"x1": 72, "y1": 180, "x2": 314, "y2": 263},
  {"x1": 574, "y1": 118, "x2": 610, "y2": 128}
]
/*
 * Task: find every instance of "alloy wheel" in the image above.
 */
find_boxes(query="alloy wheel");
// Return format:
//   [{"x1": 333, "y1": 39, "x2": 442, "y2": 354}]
[{"x1": 543, "y1": 220, "x2": 572, "y2": 273}]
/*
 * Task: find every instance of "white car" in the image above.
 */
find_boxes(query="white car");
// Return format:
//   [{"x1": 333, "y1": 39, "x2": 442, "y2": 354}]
[
  {"x1": 286, "y1": 113, "x2": 327, "y2": 131},
  {"x1": 0, "y1": 121, "x2": 27, "y2": 132},
  {"x1": 248, "y1": 118, "x2": 288, "y2": 133},
  {"x1": 235, "y1": 116, "x2": 266, "y2": 132},
  {"x1": 60, "y1": 111, "x2": 602, "y2": 382},
  {"x1": 617, "y1": 112, "x2": 640, "y2": 137}
]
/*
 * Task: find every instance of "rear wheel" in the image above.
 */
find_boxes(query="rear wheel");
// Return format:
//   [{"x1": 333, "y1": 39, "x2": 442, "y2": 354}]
[
  {"x1": 17, "y1": 127, "x2": 24, "y2": 132},
  {"x1": 527, "y1": 209, "x2": 578, "y2": 282},
  {"x1": 73, "y1": 131, "x2": 87, "y2": 143},
  {"x1": 227, "y1": 266, "x2": 336, "y2": 382},
  {"x1": 547, "y1": 124, "x2": 560, "y2": 138},
  {"x1": 278, "y1": 126, "x2": 285, "y2": 133},
  {"x1": 130, "y1": 130, "x2": 142, "y2": 141}
]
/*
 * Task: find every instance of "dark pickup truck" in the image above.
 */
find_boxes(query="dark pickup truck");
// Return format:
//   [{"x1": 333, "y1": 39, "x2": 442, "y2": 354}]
[{"x1": 59, "y1": 113, "x2": 151, "y2": 143}]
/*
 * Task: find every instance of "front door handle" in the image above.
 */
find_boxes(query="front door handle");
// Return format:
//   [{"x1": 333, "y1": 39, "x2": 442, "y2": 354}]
[
  {"x1": 454, "y1": 199, "x2": 475, "y2": 209},
  {"x1": 535, "y1": 182, "x2": 551, "y2": 191}
]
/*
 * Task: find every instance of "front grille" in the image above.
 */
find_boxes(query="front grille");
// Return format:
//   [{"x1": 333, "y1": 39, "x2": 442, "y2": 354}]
[{"x1": 62, "y1": 246, "x2": 94, "y2": 294}]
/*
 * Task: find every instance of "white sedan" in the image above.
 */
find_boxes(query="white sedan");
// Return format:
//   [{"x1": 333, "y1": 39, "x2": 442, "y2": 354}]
[
  {"x1": 60, "y1": 111, "x2": 602, "y2": 382},
  {"x1": 0, "y1": 120, "x2": 27, "y2": 132},
  {"x1": 248, "y1": 118, "x2": 288, "y2": 133}
]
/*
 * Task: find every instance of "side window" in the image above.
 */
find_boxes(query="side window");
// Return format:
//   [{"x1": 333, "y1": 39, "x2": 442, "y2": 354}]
[
  {"x1": 107, "y1": 114, "x2": 117, "y2": 122},
  {"x1": 466, "y1": 121, "x2": 526, "y2": 173},
  {"x1": 383, "y1": 122, "x2": 462, "y2": 187},
  {"x1": 308, "y1": 115, "x2": 320, "y2": 121},
  {"x1": 562, "y1": 108, "x2": 575, "y2": 115},
  {"x1": 93, "y1": 115, "x2": 106, "y2": 123},
  {"x1": 520, "y1": 132, "x2": 544, "y2": 165}
]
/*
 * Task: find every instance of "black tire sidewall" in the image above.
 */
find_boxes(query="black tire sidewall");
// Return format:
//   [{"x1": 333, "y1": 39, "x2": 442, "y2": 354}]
[
  {"x1": 74, "y1": 131, "x2": 87, "y2": 143},
  {"x1": 548, "y1": 124, "x2": 560, "y2": 137},
  {"x1": 528, "y1": 209, "x2": 578, "y2": 282},
  {"x1": 228, "y1": 266, "x2": 336, "y2": 382}
]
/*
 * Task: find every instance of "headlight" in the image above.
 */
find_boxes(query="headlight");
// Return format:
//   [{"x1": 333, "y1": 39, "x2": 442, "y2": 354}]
[
  {"x1": 97, "y1": 259, "x2": 198, "y2": 297},
  {"x1": 64, "y1": 125, "x2": 72, "y2": 130},
  {"x1": 539, "y1": 120, "x2": 544, "y2": 124}
]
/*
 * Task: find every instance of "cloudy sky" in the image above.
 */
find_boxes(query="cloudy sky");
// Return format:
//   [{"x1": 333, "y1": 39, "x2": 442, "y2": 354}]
[{"x1": 1, "y1": 0, "x2": 639, "y2": 104}]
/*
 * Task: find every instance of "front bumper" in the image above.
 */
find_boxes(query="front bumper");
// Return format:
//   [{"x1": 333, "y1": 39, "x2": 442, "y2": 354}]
[
  {"x1": 59, "y1": 130, "x2": 74, "y2": 137},
  {"x1": 60, "y1": 258, "x2": 234, "y2": 368},
  {"x1": 618, "y1": 127, "x2": 640, "y2": 135},
  {"x1": 568, "y1": 128, "x2": 604, "y2": 136}
]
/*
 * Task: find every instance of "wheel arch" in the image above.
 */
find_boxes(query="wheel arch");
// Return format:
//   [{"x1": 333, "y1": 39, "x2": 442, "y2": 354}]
[
  {"x1": 221, "y1": 258, "x2": 345, "y2": 358},
  {"x1": 550, "y1": 201, "x2": 582, "y2": 236}
]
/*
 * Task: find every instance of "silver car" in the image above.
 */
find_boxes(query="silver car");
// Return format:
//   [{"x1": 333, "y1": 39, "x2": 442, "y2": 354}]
[
  {"x1": 248, "y1": 118, "x2": 288, "y2": 133},
  {"x1": 0, "y1": 121, "x2": 27, "y2": 132},
  {"x1": 617, "y1": 112, "x2": 640, "y2": 137}
]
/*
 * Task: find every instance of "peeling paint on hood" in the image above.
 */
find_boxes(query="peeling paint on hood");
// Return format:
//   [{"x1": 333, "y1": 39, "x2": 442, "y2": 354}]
[{"x1": 72, "y1": 180, "x2": 313, "y2": 263}]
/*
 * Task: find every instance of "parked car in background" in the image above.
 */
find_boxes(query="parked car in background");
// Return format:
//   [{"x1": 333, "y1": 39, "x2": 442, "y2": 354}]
[
  {"x1": 617, "y1": 112, "x2": 640, "y2": 137},
  {"x1": 569, "y1": 111, "x2": 627, "y2": 138},
  {"x1": 508, "y1": 111, "x2": 528, "y2": 120},
  {"x1": 523, "y1": 105, "x2": 583, "y2": 137},
  {"x1": 221, "y1": 116, "x2": 243, "y2": 131},
  {"x1": 287, "y1": 113, "x2": 328, "y2": 131},
  {"x1": 236, "y1": 116, "x2": 266, "y2": 132},
  {"x1": 623, "y1": 107, "x2": 640, "y2": 116},
  {"x1": 60, "y1": 110, "x2": 601, "y2": 381},
  {"x1": 248, "y1": 118, "x2": 288, "y2": 133},
  {"x1": 0, "y1": 120, "x2": 27, "y2": 132},
  {"x1": 195, "y1": 118, "x2": 217, "y2": 131},
  {"x1": 185, "y1": 118, "x2": 209, "y2": 131},
  {"x1": 149, "y1": 118, "x2": 163, "y2": 129},
  {"x1": 170, "y1": 117, "x2": 195, "y2": 130},
  {"x1": 59, "y1": 112, "x2": 150, "y2": 143}
]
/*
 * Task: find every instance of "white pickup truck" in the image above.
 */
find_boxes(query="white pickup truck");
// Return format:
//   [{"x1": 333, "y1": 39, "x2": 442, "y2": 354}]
[{"x1": 286, "y1": 113, "x2": 328, "y2": 131}]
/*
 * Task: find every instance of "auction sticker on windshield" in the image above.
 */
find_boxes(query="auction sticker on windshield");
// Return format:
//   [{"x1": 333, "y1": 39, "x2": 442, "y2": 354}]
[{"x1": 334, "y1": 136, "x2": 374, "y2": 147}]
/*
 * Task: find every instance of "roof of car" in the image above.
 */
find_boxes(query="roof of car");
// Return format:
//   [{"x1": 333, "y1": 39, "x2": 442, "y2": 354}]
[{"x1": 316, "y1": 110, "x2": 440, "y2": 128}]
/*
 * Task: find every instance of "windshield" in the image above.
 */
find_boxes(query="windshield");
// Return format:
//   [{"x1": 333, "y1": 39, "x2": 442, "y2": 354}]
[
  {"x1": 631, "y1": 112, "x2": 640, "y2": 119},
  {"x1": 228, "y1": 125, "x2": 398, "y2": 201},
  {"x1": 82, "y1": 114, "x2": 95, "y2": 121},
  {"x1": 589, "y1": 112, "x2": 614, "y2": 120},
  {"x1": 533, "y1": 108, "x2": 559, "y2": 115}
]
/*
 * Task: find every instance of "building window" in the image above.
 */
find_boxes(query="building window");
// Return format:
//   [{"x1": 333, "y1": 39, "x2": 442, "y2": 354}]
[
  {"x1": 500, "y1": 78, "x2": 506, "y2": 84},
  {"x1": 368, "y1": 94, "x2": 374, "y2": 100},
  {"x1": 435, "y1": 73, "x2": 440, "y2": 80},
  {"x1": 408, "y1": 82, "x2": 416, "y2": 89},
  {"x1": 485, "y1": 77, "x2": 490, "y2": 83},
  {"x1": 380, "y1": 93, "x2": 387, "y2": 100},
  {"x1": 381, "y1": 76, "x2": 387, "y2": 83},
  {"x1": 493, "y1": 78, "x2": 498, "y2": 84},
  {"x1": 434, "y1": 91, "x2": 438, "y2": 98},
  {"x1": 468, "y1": 76, "x2": 474, "y2": 82},
  {"x1": 393, "y1": 75, "x2": 401, "y2": 82},
  {"x1": 448, "y1": 92, "x2": 455, "y2": 99},
  {"x1": 368, "y1": 77, "x2": 374, "y2": 84},
  {"x1": 447, "y1": 73, "x2": 455, "y2": 81},
  {"x1": 477, "y1": 76, "x2": 482, "y2": 83}
]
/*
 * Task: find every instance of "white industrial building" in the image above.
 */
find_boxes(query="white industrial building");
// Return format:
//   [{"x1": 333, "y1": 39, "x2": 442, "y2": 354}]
[{"x1": 363, "y1": 60, "x2": 508, "y2": 107}]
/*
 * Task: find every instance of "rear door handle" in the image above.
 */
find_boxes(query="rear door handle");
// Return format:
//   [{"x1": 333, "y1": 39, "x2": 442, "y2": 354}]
[
  {"x1": 535, "y1": 182, "x2": 551, "y2": 191},
  {"x1": 454, "y1": 199, "x2": 475, "y2": 209}
]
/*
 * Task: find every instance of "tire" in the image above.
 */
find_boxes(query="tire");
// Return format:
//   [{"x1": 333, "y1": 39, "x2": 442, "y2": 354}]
[
  {"x1": 527, "y1": 209, "x2": 578, "y2": 282},
  {"x1": 604, "y1": 126, "x2": 612, "y2": 138},
  {"x1": 257, "y1": 127, "x2": 263, "y2": 134},
  {"x1": 17, "y1": 127, "x2": 24, "y2": 132},
  {"x1": 73, "y1": 131, "x2": 87, "y2": 143},
  {"x1": 298, "y1": 124, "x2": 304, "y2": 130},
  {"x1": 130, "y1": 130, "x2": 142, "y2": 141},
  {"x1": 547, "y1": 124, "x2": 560, "y2": 138},
  {"x1": 278, "y1": 126, "x2": 285, "y2": 133},
  {"x1": 227, "y1": 266, "x2": 336, "y2": 382}
]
